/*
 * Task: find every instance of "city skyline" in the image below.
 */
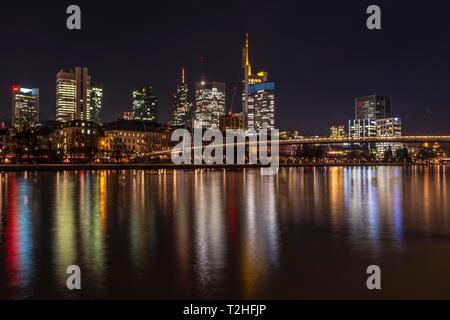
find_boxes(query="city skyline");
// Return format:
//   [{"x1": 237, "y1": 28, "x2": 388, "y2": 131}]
[
  {"x1": 5, "y1": 33, "x2": 278, "y2": 132},
  {"x1": 1, "y1": 1, "x2": 450, "y2": 135},
  {"x1": 1, "y1": 53, "x2": 443, "y2": 137}
]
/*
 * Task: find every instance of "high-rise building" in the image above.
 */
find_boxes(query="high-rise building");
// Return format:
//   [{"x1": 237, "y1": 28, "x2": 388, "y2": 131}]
[
  {"x1": 248, "y1": 82, "x2": 275, "y2": 130},
  {"x1": 11, "y1": 85, "x2": 39, "y2": 129},
  {"x1": 375, "y1": 117, "x2": 402, "y2": 158},
  {"x1": 56, "y1": 67, "x2": 102, "y2": 123},
  {"x1": 242, "y1": 33, "x2": 275, "y2": 130},
  {"x1": 355, "y1": 95, "x2": 392, "y2": 120},
  {"x1": 56, "y1": 69, "x2": 76, "y2": 122},
  {"x1": 172, "y1": 66, "x2": 193, "y2": 128},
  {"x1": 195, "y1": 81, "x2": 226, "y2": 129},
  {"x1": 132, "y1": 86, "x2": 158, "y2": 121},
  {"x1": 89, "y1": 83, "x2": 103, "y2": 124}
]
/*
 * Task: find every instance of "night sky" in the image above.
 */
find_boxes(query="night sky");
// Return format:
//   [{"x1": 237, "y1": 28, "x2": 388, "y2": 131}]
[{"x1": 1, "y1": 0, "x2": 450, "y2": 135}]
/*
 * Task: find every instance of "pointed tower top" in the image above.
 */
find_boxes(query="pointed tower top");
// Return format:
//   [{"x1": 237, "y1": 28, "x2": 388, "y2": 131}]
[
  {"x1": 244, "y1": 33, "x2": 251, "y2": 76},
  {"x1": 245, "y1": 32, "x2": 249, "y2": 66},
  {"x1": 181, "y1": 65, "x2": 185, "y2": 84},
  {"x1": 200, "y1": 56, "x2": 206, "y2": 84}
]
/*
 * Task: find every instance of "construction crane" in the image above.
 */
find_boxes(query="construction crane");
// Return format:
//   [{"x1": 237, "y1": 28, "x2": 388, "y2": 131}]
[{"x1": 228, "y1": 86, "x2": 237, "y2": 115}]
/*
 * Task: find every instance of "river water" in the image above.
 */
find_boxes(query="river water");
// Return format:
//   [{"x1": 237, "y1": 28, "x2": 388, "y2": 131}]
[{"x1": 0, "y1": 166, "x2": 449, "y2": 299}]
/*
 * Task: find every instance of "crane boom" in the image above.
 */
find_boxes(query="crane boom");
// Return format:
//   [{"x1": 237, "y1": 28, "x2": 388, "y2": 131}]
[{"x1": 228, "y1": 86, "x2": 237, "y2": 115}]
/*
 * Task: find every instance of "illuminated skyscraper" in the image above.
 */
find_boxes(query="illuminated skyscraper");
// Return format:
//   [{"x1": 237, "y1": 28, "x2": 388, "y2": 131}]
[
  {"x1": 56, "y1": 67, "x2": 102, "y2": 123},
  {"x1": 172, "y1": 66, "x2": 193, "y2": 128},
  {"x1": 11, "y1": 85, "x2": 39, "y2": 129},
  {"x1": 56, "y1": 69, "x2": 77, "y2": 121},
  {"x1": 195, "y1": 81, "x2": 226, "y2": 129},
  {"x1": 242, "y1": 33, "x2": 275, "y2": 130},
  {"x1": 355, "y1": 95, "x2": 392, "y2": 120},
  {"x1": 89, "y1": 82, "x2": 103, "y2": 124},
  {"x1": 248, "y1": 82, "x2": 275, "y2": 130},
  {"x1": 132, "y1": 86, "x2": 158, "y2": 121}
]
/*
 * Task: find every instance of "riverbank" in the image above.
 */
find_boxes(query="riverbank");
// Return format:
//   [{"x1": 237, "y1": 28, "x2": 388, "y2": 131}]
[{"x1": 0, "y1": 163, "x2": 441, "y2": 172}]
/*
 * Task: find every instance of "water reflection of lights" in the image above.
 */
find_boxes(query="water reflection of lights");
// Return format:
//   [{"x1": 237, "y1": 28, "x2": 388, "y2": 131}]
[
  {"x1": 54, "y1": 172, "x2": 77, "y2": 292},
  {"x1": 5, "y1": 175, "x2": 34, "y2": 298},
  {"x1": 242, "y1": 170, "x2": 280, "y2": 298},
  {"x1": 0, "y1": 167, "x2": 448, "y2": 299},
  {"x1": 343, "y1": 167, "x2": 383, "y2": 257},
  {"x1": 193, "y1": 171, "x2": 226, "y2": 297}
]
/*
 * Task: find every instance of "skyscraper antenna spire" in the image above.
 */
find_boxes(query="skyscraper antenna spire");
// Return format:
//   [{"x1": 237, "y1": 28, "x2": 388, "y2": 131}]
[
  {"x1": 244, "y1": 32, "x2": 251, "y2": 76},
  {"x1": 181, "y1": 65, "x2": 185, "y2": 84},
  {"x1": 245, "y1": 32, "x2": 249, "y2": 66},
  {"x1": 200, "y1": 56, "x2": 205, "y2": 83}
]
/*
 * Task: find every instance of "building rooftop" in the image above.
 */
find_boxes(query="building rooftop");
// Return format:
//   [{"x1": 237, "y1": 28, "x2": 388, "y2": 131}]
[{"x1": 103, "y1": 120, "x2": 168, "y2": 132}]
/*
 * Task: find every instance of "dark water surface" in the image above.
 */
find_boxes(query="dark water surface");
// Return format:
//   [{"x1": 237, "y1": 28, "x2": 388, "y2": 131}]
[{"x1": 0, "y1": 167, "x2": 449, "y2": 299}]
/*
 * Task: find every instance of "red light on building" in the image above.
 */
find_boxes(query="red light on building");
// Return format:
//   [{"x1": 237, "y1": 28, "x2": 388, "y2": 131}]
[{"x1": 12, "y1": 85, "x2": 20, "y2": 93}]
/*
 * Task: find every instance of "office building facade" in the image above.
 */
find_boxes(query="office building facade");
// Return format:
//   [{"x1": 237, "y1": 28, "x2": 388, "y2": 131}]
[
  {"x1": 11, "y1": 85, "x2": 39, "y2": 129},
  {"x1": 132, "y1": 86, "x2": 158, "y2": 121},
  {"x1": 375, "y1": 117, "x2": 402, "y2": 158},
  {"x1": 195, "y1": 82, "x2": 226, "y2": 129},
  {"x1": 355, "y1": 95, "x2": 392, "y2": 120},
  {"x1": 349, "y1": 119, "x2": 378, "y2": 140},
  {"x1": 173, "y1": 66, "x2": 193, "y2": 128},
  {"x1": 89, "y1": 83, "x2": 103, "y2": 124},
  {"x1": 248, "y1": 82, "x2": 275, "y2": 130},
  {"x1": 56, "y1": 67, "x2": 103, "y2": 123},
  {"x1": 330, "y1": 125, "x2": 346, "y2": 139},
  {"x1": 219, "y1": 112, "x2": 244, "y2": 132}
]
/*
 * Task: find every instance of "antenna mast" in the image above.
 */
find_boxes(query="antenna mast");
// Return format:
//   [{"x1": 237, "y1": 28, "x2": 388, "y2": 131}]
[
  {"x1": 181, "y1": 65, "x2": 185, "y2": 84},
  {"x1": 200, "y1": 56, "x2": 205, "y2": 83}
]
